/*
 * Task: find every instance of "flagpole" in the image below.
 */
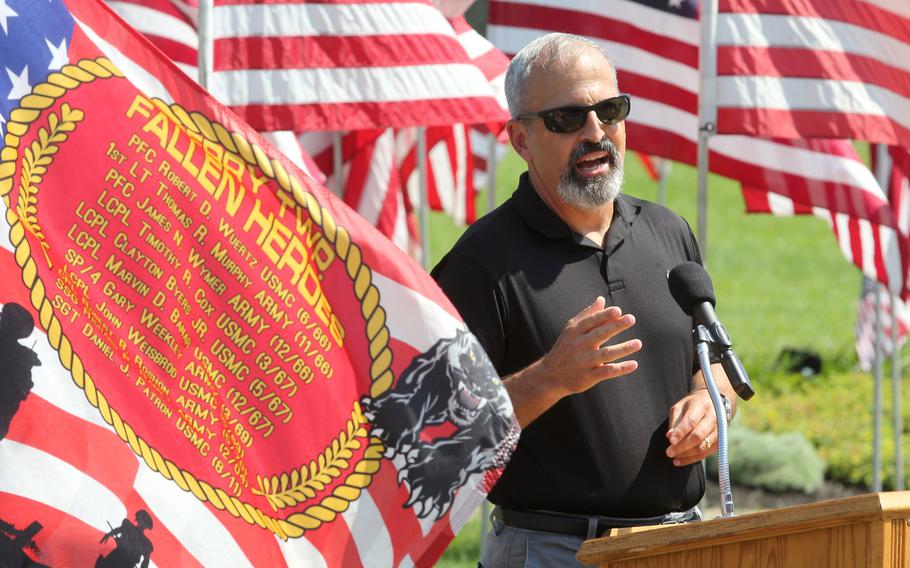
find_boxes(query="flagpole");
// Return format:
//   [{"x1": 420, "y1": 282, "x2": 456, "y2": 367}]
[
  {"x1": 657, "y1": 158, "x2": 671, "y2": 206},
  {"x1": 872, "y1": 147, "x2": 890, "y2": 492},
  {"x1": 876, "y1": 143, "x2": 903, "y2": 489},
  {"x1": 333, "y1": 132, "x2": 344, "y2": 197},
  {"x1": 197, "y1": 0, "x2": 214, "y2": 89},
  {"x1": 695, "y1": 0, "x2": 719, "y2": 510},
  {"x1": 487, "y1": 134, "x2": 498, "y2": 214},
  {"x1": 696, "y1": 0, "x2": 719, "y2": 263},
  {"x1": 417, "y1": 127, "x2": 430, "y2": 269},
  {"x1": 893, "y1": 288, "x2": 904, "y2": 489},
  {"x1": 873, "y1": 282, "x2": 884, "y2": 491}
]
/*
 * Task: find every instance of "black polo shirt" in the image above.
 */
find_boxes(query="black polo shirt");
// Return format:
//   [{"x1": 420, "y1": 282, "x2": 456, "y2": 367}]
[{"x1": 432, "y1": 172, "x2": 705, "y2": 517}]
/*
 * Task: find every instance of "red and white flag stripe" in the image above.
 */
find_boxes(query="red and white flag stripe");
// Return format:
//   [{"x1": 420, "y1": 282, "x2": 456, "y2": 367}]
[
  {"x1": 471, "y1": 127, "x2": 508, "y2": 190},
  {"x1": 743, "y1": 143, "x2": 910, "y2": 299},
  {"x1": 744, "y1": 186, "x2": 906, "y2": 295},
  {"x1": 106, "y1": 0, "x2": 198, "y2": 78},
  {"x1": 210, "y1": 0, "x2": 509, "y2": 132},
  {"x1": 716, "y1": 0, "x2": 910, "y2": 147},
  {"x1": 297, "y1": 13, "x2": 513, "y2": 238},
  {"x1": 449, "y1": 15, "x2": 510, "y2": 117}
]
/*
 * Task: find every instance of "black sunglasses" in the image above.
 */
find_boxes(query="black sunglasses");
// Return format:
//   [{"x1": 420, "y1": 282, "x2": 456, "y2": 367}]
[{"x1": 515, "y1": 94, "x2": 631, "y2": 134}]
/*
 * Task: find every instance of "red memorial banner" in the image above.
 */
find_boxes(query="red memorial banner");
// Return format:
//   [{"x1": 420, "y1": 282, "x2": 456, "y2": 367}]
[{"x1": 0, "y1": 1, "x2": 518, "y2": 566}]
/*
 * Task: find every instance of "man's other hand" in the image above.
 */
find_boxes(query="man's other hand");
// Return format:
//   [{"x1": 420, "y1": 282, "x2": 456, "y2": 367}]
[{"x1": 665, "y1": 389, "x2": 718, "y2": 466}]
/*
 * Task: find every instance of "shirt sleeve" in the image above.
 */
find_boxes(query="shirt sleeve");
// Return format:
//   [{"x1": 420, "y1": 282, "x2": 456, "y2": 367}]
[
  {"x1": 431, "y1": 252, "x2": 508, "y2": 371},
  {"x1": 682, "y1": 219, "x2": 704, "y2": 266}
]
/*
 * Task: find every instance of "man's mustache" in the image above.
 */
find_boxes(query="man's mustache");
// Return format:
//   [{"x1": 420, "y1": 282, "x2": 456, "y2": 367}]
[{"x1": 568, "y1": 138, "x2": 621, "y2": 170}]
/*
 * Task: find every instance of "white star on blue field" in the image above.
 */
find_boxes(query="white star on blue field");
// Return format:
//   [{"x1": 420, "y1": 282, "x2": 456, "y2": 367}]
[{"x1": 0, "y1": 0, "x2": 74, "y2": 136}]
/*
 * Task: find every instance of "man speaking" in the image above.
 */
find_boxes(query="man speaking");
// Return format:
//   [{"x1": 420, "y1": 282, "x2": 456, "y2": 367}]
[{"x1": 432, "y1": 33, "x2": 738, "y2": 566}]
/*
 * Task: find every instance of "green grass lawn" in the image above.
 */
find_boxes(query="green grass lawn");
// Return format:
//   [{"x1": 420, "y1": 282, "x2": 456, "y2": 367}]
[
  {"x1": 436, "y1": 511, "x2": 485, "y2": 568},
  {"x1": 434, "y1": 147, "x2": 873, "y2": 566}
]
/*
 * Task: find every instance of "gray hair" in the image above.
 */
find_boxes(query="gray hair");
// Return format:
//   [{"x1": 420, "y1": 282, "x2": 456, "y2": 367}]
[{"x1": 504, "y1": 33, "x2": 617, "y2": 118}]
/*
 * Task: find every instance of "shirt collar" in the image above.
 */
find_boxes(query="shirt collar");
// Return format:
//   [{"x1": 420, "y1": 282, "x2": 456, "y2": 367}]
[
  {"x1": 514, "y1": 171, "x2": 640, "y2": 250},
  {"x1": 514, "y1": 172, "x2": 573, "y2": 239}
]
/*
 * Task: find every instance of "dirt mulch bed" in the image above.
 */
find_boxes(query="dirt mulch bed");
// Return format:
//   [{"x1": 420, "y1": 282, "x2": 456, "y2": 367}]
[{"x1": 703, "y1": 480, "x2": 868, "y2": 514}]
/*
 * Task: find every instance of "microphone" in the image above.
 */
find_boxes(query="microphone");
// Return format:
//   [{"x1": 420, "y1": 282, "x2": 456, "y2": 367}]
[{"x1": 668, "y1": 262, "x2": 755, "y2": 400}]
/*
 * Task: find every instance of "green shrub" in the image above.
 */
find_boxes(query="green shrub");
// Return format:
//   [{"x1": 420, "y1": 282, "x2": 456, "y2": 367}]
[
  {"x1": 437, "y1": 510, "x2": 484, "y2": 568},
  {"x1": 706, "y1": 425, "x2": 825, "y2": 493},
  {"x1": 740, "y1": 368, "x2": 910, "y2": 489}
]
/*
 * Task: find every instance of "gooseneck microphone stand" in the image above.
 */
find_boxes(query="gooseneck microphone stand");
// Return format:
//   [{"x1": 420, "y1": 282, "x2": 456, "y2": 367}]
[{"x1": 695, "y1": 324, "x2": 735, "y2": 518}]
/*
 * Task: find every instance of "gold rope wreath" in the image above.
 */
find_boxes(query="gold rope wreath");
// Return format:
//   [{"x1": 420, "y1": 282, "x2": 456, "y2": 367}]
[
  {"x1": 0, "y1": 58, "x2": 394, "y2": 539},
  {"x1": 253, "y1": 403, "x2": 368, "y2": 512},
  {"x1": 13, "y1": 103, "x2": 82, "y2": 269}
]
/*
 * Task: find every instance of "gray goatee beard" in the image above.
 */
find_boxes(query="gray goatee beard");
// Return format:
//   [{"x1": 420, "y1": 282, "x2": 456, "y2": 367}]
[{"x1": 556, "y1": 138, "x2": 624, "y2": 210}]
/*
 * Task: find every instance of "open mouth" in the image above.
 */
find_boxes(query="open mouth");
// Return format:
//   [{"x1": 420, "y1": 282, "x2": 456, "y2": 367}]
[
  {"x1": 575, "y1": 153, "x2": 610, "y2": 176},
  {"x1": 449, "y1": 384, "x2": 484, "y2": 425},
  {"x1": 457, "y1": 384, "x2": 482, "y2": 410}
]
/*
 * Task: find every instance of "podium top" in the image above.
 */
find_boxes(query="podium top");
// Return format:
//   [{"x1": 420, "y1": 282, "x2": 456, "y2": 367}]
[{"x1": 577, "y1": 491, "x2": 910, "y2": 566}]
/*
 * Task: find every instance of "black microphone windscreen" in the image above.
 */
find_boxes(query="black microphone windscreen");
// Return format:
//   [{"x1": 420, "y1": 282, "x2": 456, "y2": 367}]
[{"x1": 668, "y1": 262, "x2": 716, "y2": 316}]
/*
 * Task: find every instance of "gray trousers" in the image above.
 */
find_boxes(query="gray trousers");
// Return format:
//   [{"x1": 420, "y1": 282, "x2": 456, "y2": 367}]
[
  {"x1": 478, "y1": 506, "x2": 702, "y2": 568},
  {"x1": 479, "y1": 523, "x2": 588, "y2": 568}
]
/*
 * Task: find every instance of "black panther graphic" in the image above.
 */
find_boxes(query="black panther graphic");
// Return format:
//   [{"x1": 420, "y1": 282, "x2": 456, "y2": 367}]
[
  {"x1": 363, "y1": 329, "x2": 517, "y2": 520},
  {"x1": 0, "y1": 303, "x2": 41, "y2": 441}
]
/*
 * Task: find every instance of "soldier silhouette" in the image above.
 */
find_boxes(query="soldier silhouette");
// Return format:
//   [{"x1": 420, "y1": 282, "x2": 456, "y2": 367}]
[
  {"x1": 0, "y1": 303, "x2": 41, "y2": 441},
  {"x1": 96, "y1": 510, "x2": 154, "y2": 568}
]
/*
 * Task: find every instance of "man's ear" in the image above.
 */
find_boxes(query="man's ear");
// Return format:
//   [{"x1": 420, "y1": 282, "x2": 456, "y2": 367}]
[{"x1": 507, "y1": 120, "x2": 533, "y2": 162}]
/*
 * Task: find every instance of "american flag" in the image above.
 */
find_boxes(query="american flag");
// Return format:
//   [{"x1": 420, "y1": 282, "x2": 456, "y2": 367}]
[
  {"x1": 300, "y1": 129, "x2": 422, "y2": 259},
  {"x1": 210, "y1": 0, "x2": 510, "y2": 132},
  {"x1": 398, "y1": 126, "x2": 477, "y2": 227},
  {"x1": 295, "y1": 12, "x2": 515, "y2": 243},
  {"x1": 855, "y1": 276, "x2": 909, "y2": 372},
  {"x1": 446, "y1": 15, "x2": 511, "y2": 191},
  {"x1": 0, "y1": 0, "x2": 517, "y2": 565},
  {"x1": 749, "y1": 142, "x2": 910, "y2": 294},
  {"x1": 740, "y1": 139, "x2": 905, "y2": 297},
  {"x1": 715, "y1": 0, "x2": 910, "y2": 147},
  {"x1": 487, "y1": 0, "x2": 899, "y2": 290},
  {"x1": 396, "y1": 15, "x2": 512, "y2": 227},
  {"x1": 440, "y1": 15, "x2": 511, "y2": 207}
]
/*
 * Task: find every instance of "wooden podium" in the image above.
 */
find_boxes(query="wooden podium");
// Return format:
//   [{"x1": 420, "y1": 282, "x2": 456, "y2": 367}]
[{"x1": 577, "y1": 491, "x2": 910, "y2": 567}]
